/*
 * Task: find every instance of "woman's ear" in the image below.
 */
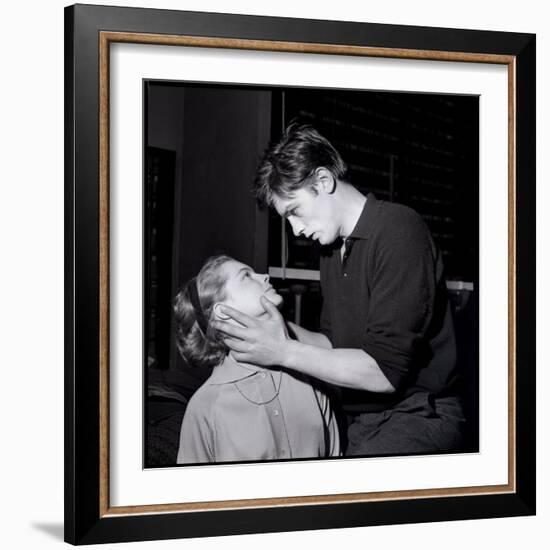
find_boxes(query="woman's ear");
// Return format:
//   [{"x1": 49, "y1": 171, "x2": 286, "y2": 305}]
[{"x1": 213, "y1": 302, "x2": 230, "y2": 320}]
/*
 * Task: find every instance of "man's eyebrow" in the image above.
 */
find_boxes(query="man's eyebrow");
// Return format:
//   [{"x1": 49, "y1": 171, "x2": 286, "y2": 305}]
[{"x1": 282, "y1": 204, "x2": 296, "y2": 218}]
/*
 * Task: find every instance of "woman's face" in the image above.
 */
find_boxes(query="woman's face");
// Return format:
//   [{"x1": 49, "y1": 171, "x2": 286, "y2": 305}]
[{"x1": 219, "y1": 260, "x2": 283, "y2": 318}]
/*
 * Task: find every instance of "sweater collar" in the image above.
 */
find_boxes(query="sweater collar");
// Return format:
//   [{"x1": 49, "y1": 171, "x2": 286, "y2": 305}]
[
  {"x1": 208, "y1": 355, "x2": 275, "y2": 385},
  {"x1": 347, "y1": 192, "x2": 380, "y2": 240}
]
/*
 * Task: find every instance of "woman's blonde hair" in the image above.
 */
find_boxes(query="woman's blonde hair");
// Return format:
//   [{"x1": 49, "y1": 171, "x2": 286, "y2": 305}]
[{"x1": 173, "y1": 255, "x2": 233, "y2": 368}]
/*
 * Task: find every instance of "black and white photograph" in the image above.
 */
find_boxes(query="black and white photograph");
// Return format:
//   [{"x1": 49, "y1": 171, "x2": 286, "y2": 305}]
[{"x1": 144, "y1": 82, "x2": 479, "y2": 467}]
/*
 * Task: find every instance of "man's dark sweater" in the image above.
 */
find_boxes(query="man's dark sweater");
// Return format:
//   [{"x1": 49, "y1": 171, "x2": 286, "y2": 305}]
[{"x1": 320, "y1": 193, "x2": 459, "y2": 414}]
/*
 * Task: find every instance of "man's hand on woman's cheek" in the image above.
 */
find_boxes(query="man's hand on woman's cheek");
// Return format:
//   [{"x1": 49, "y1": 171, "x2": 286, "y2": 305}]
[{"x1": 212, "y1": 297, "x2": 290, "y2": 366}]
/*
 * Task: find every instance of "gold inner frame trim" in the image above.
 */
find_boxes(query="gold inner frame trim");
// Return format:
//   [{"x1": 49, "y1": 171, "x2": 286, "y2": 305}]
[
  {"x1": 98, "y1": 31, "x2": 517, "y2": 517},
  {"x1": 507, "y1": 58, "x2": 517, "y2": 493}
]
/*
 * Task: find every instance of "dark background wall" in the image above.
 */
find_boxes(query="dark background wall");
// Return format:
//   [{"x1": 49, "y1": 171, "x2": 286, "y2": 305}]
[
  {"x1": 176, "y1": 86, "x2": 270, "y2": 282},
  {"x1": 270, "y1": 88, "x2": 479, "y2": 283}
]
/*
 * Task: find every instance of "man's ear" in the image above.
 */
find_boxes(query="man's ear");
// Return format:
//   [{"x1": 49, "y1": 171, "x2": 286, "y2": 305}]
[
  {"x1": 313, "y1": 167, "x2": 336, "y2": 194},
  {"x1": 213, "y1": 302, "x2": 230, "y2": 320}
]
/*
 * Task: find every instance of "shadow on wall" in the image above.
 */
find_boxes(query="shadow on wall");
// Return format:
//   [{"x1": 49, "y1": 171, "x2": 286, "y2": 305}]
[{"x1": 30, "y1": 523, "x2": 64, "y2": 542}]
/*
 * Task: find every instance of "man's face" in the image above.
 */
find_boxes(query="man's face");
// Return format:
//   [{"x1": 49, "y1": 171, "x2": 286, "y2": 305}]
[
  {"x1": 272, "y1": 184, "x2": 340, "y2": 246},
  {"x1": 220, "y1": 260, "x2": 283, "y2": 318}
]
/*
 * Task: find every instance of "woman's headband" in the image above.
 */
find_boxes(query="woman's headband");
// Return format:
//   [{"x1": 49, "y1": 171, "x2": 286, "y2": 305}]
[{"x1": 189, "y1": 279, "x2": 208, "y2": 335}]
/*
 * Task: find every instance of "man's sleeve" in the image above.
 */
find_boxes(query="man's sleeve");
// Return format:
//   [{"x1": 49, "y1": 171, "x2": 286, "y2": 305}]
[
  {"x1": 362, "y1": 208, "x2": 439, "y2": 392},
  {"x1": 177, "y1": 396, "x2": 215, "y2": 464}
]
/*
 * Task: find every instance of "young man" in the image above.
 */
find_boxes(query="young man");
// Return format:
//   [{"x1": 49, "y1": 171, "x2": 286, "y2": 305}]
[{"x1": 213, "y1": 122, "x2": 465, "y2": 456}]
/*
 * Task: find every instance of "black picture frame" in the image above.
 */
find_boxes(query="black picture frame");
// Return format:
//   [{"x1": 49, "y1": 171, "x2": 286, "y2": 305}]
[{"x1": 65, "y1": 3, "x2": 536, "y2": 545}]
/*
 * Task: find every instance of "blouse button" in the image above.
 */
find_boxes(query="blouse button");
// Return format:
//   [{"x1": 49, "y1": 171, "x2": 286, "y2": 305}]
[{"x1": 274, "y1": 409, "x2": 279, "y2": 416}]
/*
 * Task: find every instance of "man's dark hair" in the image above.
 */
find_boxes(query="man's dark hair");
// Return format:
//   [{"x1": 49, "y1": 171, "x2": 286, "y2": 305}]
[{"x1": 254, "y1": 122, "x2": 347, "y2": 207}]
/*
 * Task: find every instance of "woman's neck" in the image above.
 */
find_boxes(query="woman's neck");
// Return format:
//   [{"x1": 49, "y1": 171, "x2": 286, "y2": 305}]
[{"x1": 225, "y1": 352, "x2": 271, "y2": 373}]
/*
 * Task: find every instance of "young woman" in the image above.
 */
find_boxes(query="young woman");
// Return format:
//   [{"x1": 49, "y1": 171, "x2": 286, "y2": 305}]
[{"x1": 173, "y1": 255, "x2": 340, "y2": 464}]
